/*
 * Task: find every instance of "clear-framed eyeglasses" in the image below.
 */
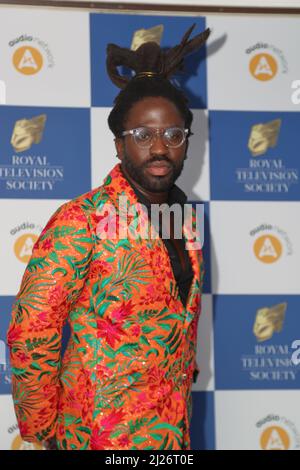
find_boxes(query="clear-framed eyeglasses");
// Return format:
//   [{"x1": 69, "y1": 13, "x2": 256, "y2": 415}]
[{"x1": 121, "y1": 126, "x2": 189, "y2": 149}]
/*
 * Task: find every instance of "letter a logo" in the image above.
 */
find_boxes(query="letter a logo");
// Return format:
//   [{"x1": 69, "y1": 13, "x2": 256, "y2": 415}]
[
  {"x1": 249, "y1": 53, "x2": 278, "y2": 81},
  {"x1": 254, "y1": 235, "x2": 282, "y2": 264},
  {"x1": 14, "y1": 234, "x2": 38, "y2": 263},
  {"x1": 13, "y1": 46, "x2": 43, "y2": 75},
  {"x1": 261, "y1": 426, "x2": 290, "y2": 450}
]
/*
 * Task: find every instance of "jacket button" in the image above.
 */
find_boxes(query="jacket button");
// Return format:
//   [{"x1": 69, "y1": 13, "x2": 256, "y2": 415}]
[{"x1": 182, "y1": 373, "x2": 187, "y2": 380}]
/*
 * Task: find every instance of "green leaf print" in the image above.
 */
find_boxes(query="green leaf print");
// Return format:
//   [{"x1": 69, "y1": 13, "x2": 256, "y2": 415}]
[
  {"x1": 11, "y1": 367, "x2": 33, "y2": 380},
  {"x1": 54, "y1": 241, "x2": 69, "y2": 250},
  {"x1": 150, "y1": 423, "x2": 183, "y2": 437},
  {"x1": 27, "y1": 257, "x2": 50, "y2": 272},
  {"x1": 40, "y1": 225, "x2": 76, "y2": 241},
  {"x1": 133, "y1": 436, "x2": 148, "y2": 444},
  {"x1": 149, "y1": 432, "x2": 164, "y2": 442},
  {"x1": 128, "y1": 418, "x2": 148, "y2": 434}
]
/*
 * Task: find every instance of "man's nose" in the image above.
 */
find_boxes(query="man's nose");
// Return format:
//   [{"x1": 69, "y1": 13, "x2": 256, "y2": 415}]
[{"x1": 149, "y1": 133, "x2": 168, "y2": 154}]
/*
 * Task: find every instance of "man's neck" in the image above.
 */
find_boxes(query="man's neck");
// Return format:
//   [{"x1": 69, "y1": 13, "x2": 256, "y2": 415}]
[{"x1": 121, "y1": 165, "x2": 169, "y2": 204}]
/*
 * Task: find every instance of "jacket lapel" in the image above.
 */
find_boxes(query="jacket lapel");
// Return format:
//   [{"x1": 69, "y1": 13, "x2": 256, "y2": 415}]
[{"x1": 100, "y1": 164, "x2": 202, "y2": 318}]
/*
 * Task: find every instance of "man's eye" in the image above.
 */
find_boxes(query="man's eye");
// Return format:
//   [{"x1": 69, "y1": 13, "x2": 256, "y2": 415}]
[
  {"x1": 136, "y1": 128, "x2": 152, "y2": 141},
  {"x1": 166, "y1": 128, "x2": 182, "y2": 142}
]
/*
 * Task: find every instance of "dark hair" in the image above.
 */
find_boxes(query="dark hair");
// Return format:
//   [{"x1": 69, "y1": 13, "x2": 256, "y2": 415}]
[
  {"x1": 106, "y1": 24, "x2": 210, "y2": 138},
  {"x1": 107, "y1": 76, "x2": 193, "y2": 138}
]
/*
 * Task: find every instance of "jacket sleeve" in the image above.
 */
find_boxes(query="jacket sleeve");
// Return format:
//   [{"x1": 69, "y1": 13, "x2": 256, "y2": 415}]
[
  {"x1": 193, "y1": 247, "x2": 205, "y2": 384},
  {"x1": 6, "y1": 202, "x2": 94, "y2": 443}
]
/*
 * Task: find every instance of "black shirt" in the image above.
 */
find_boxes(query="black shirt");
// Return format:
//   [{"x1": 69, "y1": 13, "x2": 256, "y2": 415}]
[{"x1": 129, "y1": 182, "x2": 194, "y2": 308}]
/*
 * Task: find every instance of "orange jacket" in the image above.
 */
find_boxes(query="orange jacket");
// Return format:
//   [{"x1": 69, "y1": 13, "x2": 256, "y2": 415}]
[{"x1": 7, "y1": 163, "x2": 204, "y2": 450}]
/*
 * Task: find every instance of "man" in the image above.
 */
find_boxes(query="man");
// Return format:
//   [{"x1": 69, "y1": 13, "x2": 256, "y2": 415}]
[{"x1": 7, "y1": 25, "x2": 209, "y2": 450}]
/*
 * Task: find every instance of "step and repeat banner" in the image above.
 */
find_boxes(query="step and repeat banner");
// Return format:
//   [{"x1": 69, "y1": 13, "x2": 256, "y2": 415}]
[{"x1": 0, "y1": 6, "x2": 300, "y2": 450}]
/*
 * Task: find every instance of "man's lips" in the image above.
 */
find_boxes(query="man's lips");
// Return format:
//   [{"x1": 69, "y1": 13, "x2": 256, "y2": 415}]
[{"x1": 145, "y1": 162, "x2": 172, "y2": 176}]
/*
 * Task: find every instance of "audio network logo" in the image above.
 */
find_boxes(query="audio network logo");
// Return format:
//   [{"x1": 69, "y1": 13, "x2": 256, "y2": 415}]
[
  {"x1": 9, "y1": 34, "x2": 54, "y2": 76},
  {"x1": 257, "y1": 415, "x2": 300, "y2": 450},
  {"x1": 14, "y1": 232, "x2": 39, "y2": 263},
  {"x1": 250, "y1": 53, "x2": 278, "y2": 81},
  {"x1": 10, "y1": 222, "x2": 42, "y2": 264},
  {"x1": 12, "y1": 435, "x2": 44, "y2": 451},
  {"x1": 250, "y1": 224, "x2": 292, "y2": 264},
  {"x1": 7, "y1": 423, "x2": 45, "y2": 450},
  {"x1": 246, "y1": 42, "x2": 288, "y2": 82},
  {"x1": 261, "y1": 426, "x2": 290, "y2": 450},
  {"x1": 13, "y1": 46, "x2": 43, "y2": 75},
  {"x1": 253, "y1": 234, "x2": 282, "y2": 264}
]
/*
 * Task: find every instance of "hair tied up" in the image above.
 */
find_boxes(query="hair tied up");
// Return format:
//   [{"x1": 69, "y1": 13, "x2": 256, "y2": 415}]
[{"x1": 106, "y1": 24, "x2": 210, "y2": 89}]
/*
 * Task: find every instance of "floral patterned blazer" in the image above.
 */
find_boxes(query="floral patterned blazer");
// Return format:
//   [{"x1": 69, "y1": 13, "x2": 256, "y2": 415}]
[{"x1": 7, "y1": 163, "x2": 204, "y2": 450}]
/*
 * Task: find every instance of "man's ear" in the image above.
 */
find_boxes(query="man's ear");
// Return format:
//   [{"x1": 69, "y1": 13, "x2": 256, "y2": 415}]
[
  {"x1": 184, "y1": 138, "x2": 189, "y2": 158},
  {"x1": 115, "y1": 137, "x2": 125, "y2": 161}
]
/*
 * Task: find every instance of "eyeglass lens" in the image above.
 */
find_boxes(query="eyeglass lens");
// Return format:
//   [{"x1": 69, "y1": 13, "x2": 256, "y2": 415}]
[{"x1": 134, "y1": 127, "x2": 185, "y2": 148}]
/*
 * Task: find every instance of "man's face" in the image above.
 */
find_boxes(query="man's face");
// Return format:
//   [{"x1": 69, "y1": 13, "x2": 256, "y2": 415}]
[{"x1": 115, "y1": 96, "x2": 188, "y2": 193}]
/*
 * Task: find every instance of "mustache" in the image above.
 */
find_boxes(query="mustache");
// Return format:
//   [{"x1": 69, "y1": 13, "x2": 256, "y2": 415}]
[{"x1": 144, "y1": 157, "x2": 174, "y2": 167}]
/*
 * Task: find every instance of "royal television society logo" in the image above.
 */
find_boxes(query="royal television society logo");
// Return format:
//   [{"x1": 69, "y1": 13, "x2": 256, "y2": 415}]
[
  {"x1": 11, "y1": 221, "x2": 42, "y2": 263},
  {"x1": 11, "y1": 114, "x2": 47, "y2": 153},
  {"x1": 250, "y1": 224, "x2": 292, "y2": 264},
  {"x1": 241, "y1": 302, "x2": 300, "y2": 382},
  {"x1": 246, "y1": 42, "x2": 288, "y2": 82},
  {"x1": 257, "y1": 415, "x2": 300, "y2": 450},
  {"x1": 236, "y1": 118, "x2": 298, "y2": 195},
  {"x1": 253, "y1": 303, "x2": 286, "y2": 343},
  {"x1": 131, "y1": 24, "x2": 164, "y2": 50},
  {"x1": 248, "y1": 119, "x2": 281, "y2": 157},
  {"x1": 9, "y1": 34, "x2": 54, "y2": 75},
  {"x1": 0, "y1": 114, "x2": 64, "y2": 193}
]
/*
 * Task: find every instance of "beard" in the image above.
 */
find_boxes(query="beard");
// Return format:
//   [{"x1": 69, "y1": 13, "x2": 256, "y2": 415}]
[{"x1": 121, "y1": 151, "x2": 186, "y2": 193}]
